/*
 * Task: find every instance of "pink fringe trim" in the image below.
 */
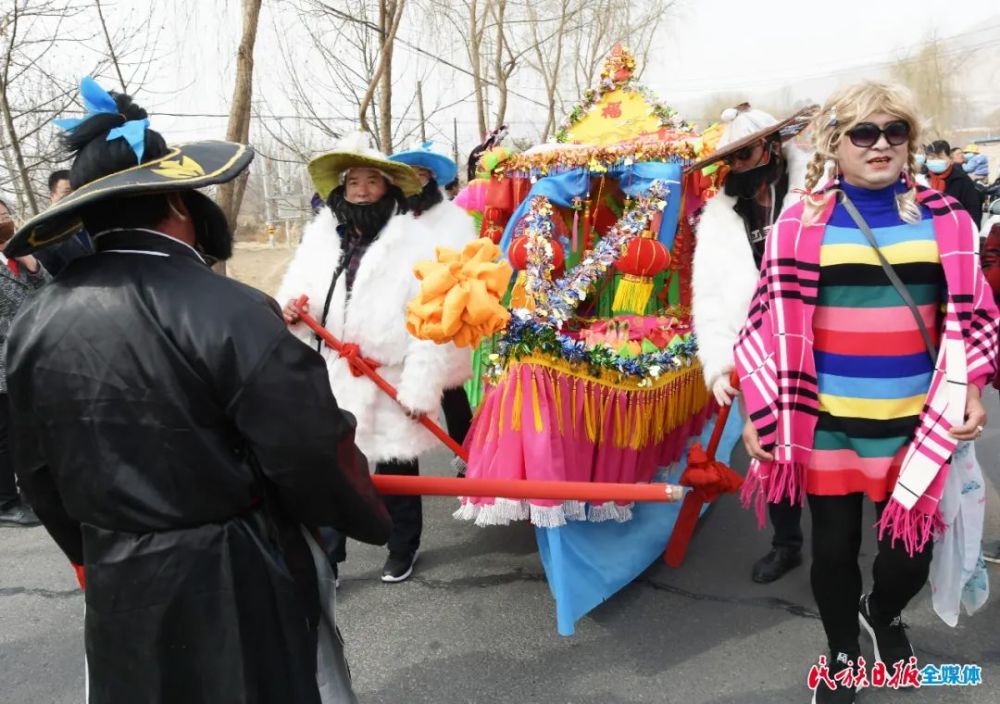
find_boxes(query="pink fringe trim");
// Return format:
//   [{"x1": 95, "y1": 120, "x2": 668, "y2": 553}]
[
  {"x1": 740, "y1": 461, "x2": 806, "y2": 530},
  {"x1": 876, "y1": 498, "x2": 946, "y2": 556}
]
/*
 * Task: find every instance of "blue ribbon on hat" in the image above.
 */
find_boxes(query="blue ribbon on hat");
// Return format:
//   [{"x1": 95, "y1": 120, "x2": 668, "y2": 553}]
[{"x1": 53, "y1": 76, "x2": 149, "y2": 163}]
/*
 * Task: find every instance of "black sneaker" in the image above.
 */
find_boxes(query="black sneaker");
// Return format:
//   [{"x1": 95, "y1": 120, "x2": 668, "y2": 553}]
[
  {"x1": 859, "y1": 593, "x2": 913, "y2": 668},
  {"x1": 0, "y1": 502, "x2": 41, "y2": 527},
  {"x1": 751, "y1": 546, "x2": 802, "y2": 583},
  {"x1": 811, "y1": 651, "x2": 860, "y2": 704},
  {"x1": 381, "y1": 551, "x2": 417, "y2": 583}
]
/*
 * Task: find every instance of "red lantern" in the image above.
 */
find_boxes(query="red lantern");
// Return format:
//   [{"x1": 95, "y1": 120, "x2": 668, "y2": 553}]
[
  {"x1": 507, "y1": 235, "x2": 565, "y2": 271},
  {"x1": 482, "y1": 177, "x2": 514, "y2": 243},
  {"x1": 508, "y1": 235, "x2": 565, "y2": 310},
  {"x1": 615, "y1": 236, "x2": 671, "y2": 278},
  {"x1": 508, "y1": 235, "x2": 528, "y2": 269},
  {"x1": 612, "y1": 232, "x2": 671, "y2": 315}
]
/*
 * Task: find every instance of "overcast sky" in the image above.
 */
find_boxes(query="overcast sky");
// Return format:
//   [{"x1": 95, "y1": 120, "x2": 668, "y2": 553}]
[{"x1": 48, "y1": 0, "x2": 1000, "y2": 155}]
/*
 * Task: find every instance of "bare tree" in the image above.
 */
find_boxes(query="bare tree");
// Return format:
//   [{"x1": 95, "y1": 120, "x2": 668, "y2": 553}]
[
  {"x1": 569, "y1": 0, "x2": 673, "y2": 97},
  {"x1": 357, "y1": 0, "x2": 406, "y2": 150},
  {"x1": 527, "y1": 0, "x2": 573, "y2": 141},
  {"x1": 270, "y1": 0, "x2": 466, "y2": 156},
  {"x1": 890, "y1": 37, "x2": 967, "y2": 139},
  {"x1": 216, "y1": 0, "x2": 262, "y2": 236},
  {"x1": 94, "y1": 0, "x2": 126, "y2": 92},
  {"x1": 0, "y1": 1, "x2": 93, "y2": 215},
  {"x1": 1, "y1": 0, "x2": 164, "y2": 215}
]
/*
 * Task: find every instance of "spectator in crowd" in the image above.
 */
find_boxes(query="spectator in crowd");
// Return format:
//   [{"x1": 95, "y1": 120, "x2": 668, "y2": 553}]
[
  {"x1": 33, "y1": 170, "x2": 93, "y2": 276},
  {"x1": 927, "y1": 140, "x2": 982, "y2": 229},
  {"x1": 962, "y1": 144, "x2": 990, "y2": 183},
  {"x1": 0, "y1": 198, "x2": 49, "y2": 527}
]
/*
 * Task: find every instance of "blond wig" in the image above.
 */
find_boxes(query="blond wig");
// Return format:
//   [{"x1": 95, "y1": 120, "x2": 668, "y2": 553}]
[{"x1": 804, "y1": 81, "x2": 923, "y2": 224}]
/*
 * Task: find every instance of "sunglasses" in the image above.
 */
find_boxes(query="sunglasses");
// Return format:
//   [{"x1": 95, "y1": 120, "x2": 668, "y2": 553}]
[
  {"x1": 724, "y1": 144, "x2": 759, "y2": 165},
  {"x1": 845, "y1": 120, "x2": 910, "y2": 148}
]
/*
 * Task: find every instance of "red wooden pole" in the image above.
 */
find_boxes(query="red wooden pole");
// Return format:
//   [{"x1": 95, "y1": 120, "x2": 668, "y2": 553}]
[
  {"x1": 372, "y1": 474, "x2": 683, "y2": 503},
  {"x1": 294, "y1": 296, "x2": 469, "y2": 463},
  {"x1": 663, "y1": 371, "x2": 741, "y2": 567}
]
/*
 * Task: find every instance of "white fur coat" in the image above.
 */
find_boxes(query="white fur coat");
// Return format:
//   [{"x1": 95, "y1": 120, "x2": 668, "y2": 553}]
[
  {"x1": 276, "y1": 207, "x2": 466, "y2": 463},
  {"x1": 692, "y1": 144, "x2": 810, "y2": 388},
  {"x1": 412, "y1": 194, "x2": 478, "y2": 390}
]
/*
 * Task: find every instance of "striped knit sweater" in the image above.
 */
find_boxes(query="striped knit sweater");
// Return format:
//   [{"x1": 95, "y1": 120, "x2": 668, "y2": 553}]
[
  {"x1": 808, "y1": 181, "x2": 943, "y2": 500},
  {"x1": 734, "y1": 179, "x2": 998, "y2": 554}
]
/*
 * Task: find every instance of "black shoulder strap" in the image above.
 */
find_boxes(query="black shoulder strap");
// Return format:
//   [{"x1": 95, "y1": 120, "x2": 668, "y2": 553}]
[{"x1": 835, "y1": 190, "x2": 938, "y2": 364}]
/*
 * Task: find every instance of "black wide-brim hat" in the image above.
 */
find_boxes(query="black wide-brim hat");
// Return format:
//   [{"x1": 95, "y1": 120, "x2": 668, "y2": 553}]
[{"x1": 7, "y1": 140, "x2": 253, "y2": 257}]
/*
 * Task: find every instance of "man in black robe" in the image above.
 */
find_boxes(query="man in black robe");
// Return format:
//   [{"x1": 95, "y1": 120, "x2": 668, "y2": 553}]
[{"x1": 5, "y1": 77, "x2": 389, "y2": 703}]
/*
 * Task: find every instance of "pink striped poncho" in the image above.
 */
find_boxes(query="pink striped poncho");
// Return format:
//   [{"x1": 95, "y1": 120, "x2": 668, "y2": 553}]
[{"x1": 734, "y1": 184, "x2": 999, "y2": 554}]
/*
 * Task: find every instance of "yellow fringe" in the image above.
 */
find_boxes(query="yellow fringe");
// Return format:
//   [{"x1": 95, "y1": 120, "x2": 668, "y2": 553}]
[
  {"x1": 612, "y1": 398, "x2": 625, "y2": 447},
  {"x1": 611, "y1": 275, "x2": 655, "y2": 316},
  {"x1": 530, "y1": 373, "x2": 543, "y2": 433},
  {"x1": 511, "y1": 373, "x2": 523, "y2": 431},
  {"x1": 570, "y1": 378, "x2": 578, "y2": 439},
  {"x1": 552, "y1": 370, "x2": 564, "y2": 434},
  {"x1": 509, "y1": 271, "x2": 532, "y2": 310},
  {"x1": 485, "y1": 355, "x2": 710, "y2": 451},
  {"x1": 498, "y1": 369, "x2": 513, "y2": 433},
  {"x1": 599, "y1": 387, "x2": 612, "y2": 445}
]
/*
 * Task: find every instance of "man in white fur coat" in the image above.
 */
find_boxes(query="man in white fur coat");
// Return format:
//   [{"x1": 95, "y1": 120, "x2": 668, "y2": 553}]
[
  {"x1": 691, "y1": 104, "x2": 811, "y2": 584},
  {"x1": 279, "y1": 133, "x2": 463, "y2": 583},
  {"x1": 390, "y1": 143, "x2": 476, "y2": 474}
]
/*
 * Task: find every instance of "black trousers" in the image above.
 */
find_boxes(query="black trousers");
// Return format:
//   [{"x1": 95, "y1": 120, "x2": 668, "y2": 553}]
[
  {"x1": 0, "y1": 394, "x2": 18, "y2": 507},
  {"x1": 442, "y1": 386, "x2": 472, "y2": 445},
  {"x1": 770, "y1": 498, "x2": 803, "y2": 550},
  {"x1": 326, "y1": 458, "x2": 422, "y2": 562},
  {"x1": 808, "y1": 493, "x2": 933, "y2": 653}
]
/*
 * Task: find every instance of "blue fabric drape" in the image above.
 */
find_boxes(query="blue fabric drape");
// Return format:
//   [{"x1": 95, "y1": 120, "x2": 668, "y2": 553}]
[
  {"x1": 535, "y1": 407, "x2": 743, "y2": 636},
  {"x1": 498, "y1": 162, "x2": 684, "y2": 257},
  {"x1": 498, "y1": 169, "x2": 590, "y2": 253}
]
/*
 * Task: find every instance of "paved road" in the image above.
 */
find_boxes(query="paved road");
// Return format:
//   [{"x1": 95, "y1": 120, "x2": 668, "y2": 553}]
[{"x1": 3, "y1": 395, "x2": 999, "y2": 703}]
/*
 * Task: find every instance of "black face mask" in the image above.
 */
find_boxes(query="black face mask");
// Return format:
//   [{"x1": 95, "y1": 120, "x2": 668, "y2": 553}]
[
  {"x1": 724, "y1": 144, "x2": 784, "y2": 199},
  {"x1": 327, "y1": 185, "x2": 406, "y2": 241},
  {"x1": 408, "y1": 178, "x2": 444, "y2": 215},
  {"x1": 183, "y1": 191, "x2": 233, "y2": 264}
]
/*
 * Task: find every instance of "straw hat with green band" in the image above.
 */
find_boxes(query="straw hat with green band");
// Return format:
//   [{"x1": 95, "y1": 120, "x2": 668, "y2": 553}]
[
  {"x1": 7, "y1": 140, "x2": 253, "y2": 258},
  {"x1": 308, "y1": 131, "x2": 422, "y2": 201}
]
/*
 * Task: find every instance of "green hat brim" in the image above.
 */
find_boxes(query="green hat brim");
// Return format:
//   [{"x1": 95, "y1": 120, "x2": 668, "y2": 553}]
[
  {"x1": 7, "y1": 140, "x2": 253, "y2": 257},
  {"x1": 308, "y1": 152, "x2": 422, "y2": 201}
]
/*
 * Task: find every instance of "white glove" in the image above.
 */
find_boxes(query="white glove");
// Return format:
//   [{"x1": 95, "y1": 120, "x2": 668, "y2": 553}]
[{"x1": 711, "y1": 371, "x2": 739, "y2": 407}]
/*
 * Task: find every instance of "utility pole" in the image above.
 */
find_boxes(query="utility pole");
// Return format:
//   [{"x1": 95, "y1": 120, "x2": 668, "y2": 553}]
[
  {"x1": 417, "y1": 81, "x2": 427, "y2": 143},
  {"x1": 262, "y1": 156, "x2": 274, "y2": 225}
]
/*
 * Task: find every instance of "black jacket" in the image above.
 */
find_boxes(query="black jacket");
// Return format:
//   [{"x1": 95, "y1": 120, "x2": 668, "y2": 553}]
[
  {"x1": 7, "y1": 229, "x2": 390, "y2": 704},
  {"x1": 941, "y1": 167, "x2": 983, "y2": 229}
]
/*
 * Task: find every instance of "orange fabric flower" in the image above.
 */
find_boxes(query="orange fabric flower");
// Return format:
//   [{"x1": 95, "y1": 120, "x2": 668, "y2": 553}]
[{"x1": 406, "y1": 238, "x2": 512, "y2": 348}]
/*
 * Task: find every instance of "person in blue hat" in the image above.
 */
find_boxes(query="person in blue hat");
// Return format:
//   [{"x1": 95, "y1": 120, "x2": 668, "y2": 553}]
[{"x1": 390, "y1": 142, "x2": 477, "y2": 474}]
